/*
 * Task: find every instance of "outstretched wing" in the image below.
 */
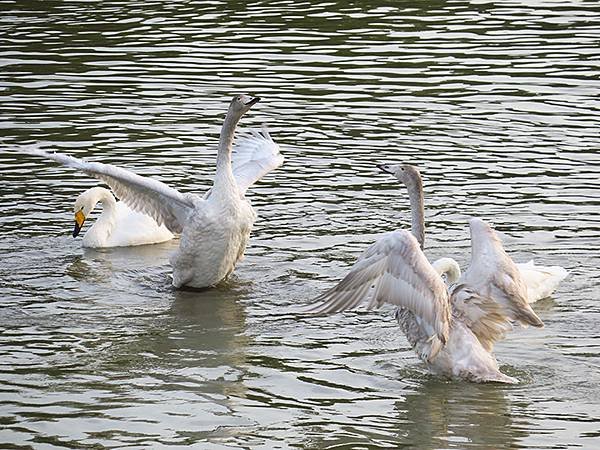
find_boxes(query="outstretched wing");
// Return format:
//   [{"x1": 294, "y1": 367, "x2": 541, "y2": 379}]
[
  {"x1": 306, "y1": 230, "x2": 452, "y2": 360},
  {"x1": 23, "y1": 149, "x2": 195, "y2": 233},
  {"x1": 231, "y1": 127, "x2": 283, "y2": 194},
  {"x1": 453, "y1": 218, "x2": 544, "y2": 351}
]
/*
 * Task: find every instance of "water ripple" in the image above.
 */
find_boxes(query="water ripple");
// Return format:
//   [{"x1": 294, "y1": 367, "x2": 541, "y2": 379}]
[{"x1": 1, "y1": 0, "x2": 599, "y2": 448}]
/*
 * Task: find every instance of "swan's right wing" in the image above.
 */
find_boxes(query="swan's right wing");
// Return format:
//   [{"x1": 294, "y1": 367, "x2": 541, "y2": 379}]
[
  {"x1": 231, "y1": 127, "x2": 284, "y2": 194},
  {"x1": 23, "y1": 149, "x2": 195, "y2": 233},
  {"x1": 453, "y1": 218, "x2": 544, "y2": 351},
  {"x1": 306, "y1": 230, "x2": 451, "y2": 360}
]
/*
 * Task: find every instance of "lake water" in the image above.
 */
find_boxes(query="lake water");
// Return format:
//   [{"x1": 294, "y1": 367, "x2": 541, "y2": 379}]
[{"x1": 1, "y1": 0, "x2": 599, "y2": 448}]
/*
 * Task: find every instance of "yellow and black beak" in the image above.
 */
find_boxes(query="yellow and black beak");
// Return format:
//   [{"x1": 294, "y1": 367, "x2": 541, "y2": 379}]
[{"x1": 73, "y1": 210, "x2": 86, "y2": 237}]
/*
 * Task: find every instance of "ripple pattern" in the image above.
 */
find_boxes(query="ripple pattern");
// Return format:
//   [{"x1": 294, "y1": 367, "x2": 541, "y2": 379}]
[{"x1": 1, "y1": 0, "x2": 599, "y2": 448}]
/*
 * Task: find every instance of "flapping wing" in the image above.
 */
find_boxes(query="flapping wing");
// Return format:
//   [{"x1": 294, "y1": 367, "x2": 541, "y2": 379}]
[
  {"x1": 306, "y1": 230, "x2": 451, "y2": 359},
  {"x1": 231, "y1": 127, "x2": 283, "y2": 194},
  {"x1": 454, "y1": 218, "x2": 544, "y2": 351},
  {"x1": 23, "y1": 149, "x2": 194, "y2": 233}
]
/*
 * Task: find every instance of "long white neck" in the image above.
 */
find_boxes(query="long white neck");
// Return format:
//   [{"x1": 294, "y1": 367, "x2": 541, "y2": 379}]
[
  {"x1": 84, "y1": 188, "x2": 118, "y2": 245},
  {"x1": 213, "y1": 110, "x2": 241, "y2": 198},
  {"x1": 431, "y1": 257, "x2": 462, "y2": 284},
  {"x1": 406, "y1": 179, "x2": 425, "y2": 249}
]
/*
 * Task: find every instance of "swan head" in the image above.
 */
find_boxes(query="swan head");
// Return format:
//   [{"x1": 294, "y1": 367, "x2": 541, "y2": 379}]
[
  {"x1": 72, "y1": 187, "x2": 109, "y2": 237},
  {"x1": 378, "y1": 163, "x2": 422, "y2": 190},
  {"x1": 73, "y1": 195, "x2": 92, "y2": 238},
  {"x1": 228, "y1": 94, "x2": 260, "y2": 118}
]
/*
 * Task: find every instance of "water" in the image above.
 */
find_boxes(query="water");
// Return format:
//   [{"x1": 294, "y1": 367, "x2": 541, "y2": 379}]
[{"x1": 1, "y1": 0, "x2": 599, "y2": 448}]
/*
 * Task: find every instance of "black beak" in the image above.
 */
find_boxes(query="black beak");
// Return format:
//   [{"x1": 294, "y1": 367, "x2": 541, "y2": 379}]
[
  {"x1": 73, "y1": 221, "x2": 83, "y2": 238},
  {"x1": 245, "y1": 96, "x2": 261, "y2": 107}
]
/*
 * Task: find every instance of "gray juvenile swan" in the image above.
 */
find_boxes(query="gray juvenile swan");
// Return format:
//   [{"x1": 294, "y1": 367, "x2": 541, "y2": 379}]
[
  {"x1": 307, "y1": 164, "x2": 546, "y2": 383},
  {"x1": 22, "y1": 95, "x2": 283, "y2": 289},
  {"x1": 383, "y1": 164, "x2": 567, "y2": 302}
]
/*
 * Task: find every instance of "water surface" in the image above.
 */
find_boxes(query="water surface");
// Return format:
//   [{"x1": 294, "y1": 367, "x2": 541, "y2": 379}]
[{"x1": 1, "y1": 0, "x2": 599, "y2": 448}]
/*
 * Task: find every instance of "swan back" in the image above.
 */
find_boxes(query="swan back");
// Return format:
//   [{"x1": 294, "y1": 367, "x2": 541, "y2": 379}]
[{"x1": 517, "y1": 260, "x2": 568, "y2": 303}]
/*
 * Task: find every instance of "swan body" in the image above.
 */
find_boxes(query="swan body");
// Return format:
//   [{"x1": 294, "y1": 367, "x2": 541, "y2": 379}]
[
  {"x1": 398, "y1": 308, "x2": 517, "y2": 384},
  {"x1": 307, "y1": 164, "x2": 546, "y2": 383},
  {"x1": 21, "y1": 95, "x2": 284, "y2": 289},
  {"x1": 73, "y1": 186, "x2": 174, "y2": 248},
  {"x1": 170, "y1": 181, "x2": 257, "y2": 288},
  {"x1": 432, "y1": 257, "x2": 567, "y2": 303},
  {"x1": 308, "y1": 226, "x2": 534, "y2": 383}
]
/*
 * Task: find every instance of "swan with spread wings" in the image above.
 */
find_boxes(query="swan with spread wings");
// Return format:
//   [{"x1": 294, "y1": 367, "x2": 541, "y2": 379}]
[
  {"x1": 22, "y1": 95, "x2": 283, "y2": 289},
  {"x1": 307, "y1": 165, "x2": 546, "y2": 383}
]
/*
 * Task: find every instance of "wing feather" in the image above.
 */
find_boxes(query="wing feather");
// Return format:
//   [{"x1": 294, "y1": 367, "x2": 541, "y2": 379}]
[
  {"x1": 306, "y1": 230, "x2": 452, "y2": 352},
  {"x1": 22, "y1": 148, "x2": 195, "y2": 233},
  {"x1": 231, "y1": 127, "x2": 284, "y2": 194}
]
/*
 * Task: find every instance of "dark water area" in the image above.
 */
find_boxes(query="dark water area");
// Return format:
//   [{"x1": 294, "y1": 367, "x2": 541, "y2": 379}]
[{"x1": 1, "y1": 1, "x2": 599, "y2": 448}]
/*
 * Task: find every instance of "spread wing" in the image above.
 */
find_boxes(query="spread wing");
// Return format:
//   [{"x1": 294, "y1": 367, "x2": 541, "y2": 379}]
[
  {"x1": 231, "y1": 127, "x2": 283, "y2": 194},
  {"x1": 306, "y1": 230, "x2": 452, "y2": 360},
  {"x1": 452, "y1": 218, "x2": 544, "y2": 351},
  {"x1": 22, "y1": 149, "x2": 195, "y2": 233}
]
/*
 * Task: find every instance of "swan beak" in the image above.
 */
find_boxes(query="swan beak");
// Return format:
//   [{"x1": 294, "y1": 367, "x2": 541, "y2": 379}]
[
  {"x1": 73, "y1": 210, "x2": 85, "y2": 238},
  {"x1": 378, "y1": 164, "x2": 393, "y2": 174},
  {"x1": 245, "y1": 96, "x2": 261, "y2": 107}
]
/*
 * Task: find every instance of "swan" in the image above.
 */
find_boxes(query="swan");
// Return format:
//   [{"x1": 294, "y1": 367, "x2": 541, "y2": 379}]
[
  {"x1": 21, "y1": 95, "x2": 284, "y2": 289},
  {"x1": 432, "y1": 258, "x2": 567, "y2": 303},
  {"x1": 383, "y1": 164, "x2": 567, "y2": 302},
  {"x1": 306, "y1": 165, "x2": 546, "y2": 383},
  {"x1": 73, "y1": 186, "x2": 174, "y2": 248}
]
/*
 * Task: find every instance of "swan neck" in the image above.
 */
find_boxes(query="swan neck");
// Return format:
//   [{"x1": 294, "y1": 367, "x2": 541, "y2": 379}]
[
  {"x1": 407, "y1": 180, "x2": 425, "y2": 249},
  {"x1": 82, "y1": 188, "x2": 117, "y2": 245},
  {"x1": 95, "y1": 190, "x2": 117, "y2": 226},
  {"x1": 432, "y1": 258, "x2": 462, "y2": 284},
  {"x1": 214, "y1": 110, "x2": 241, "y2": 195}
]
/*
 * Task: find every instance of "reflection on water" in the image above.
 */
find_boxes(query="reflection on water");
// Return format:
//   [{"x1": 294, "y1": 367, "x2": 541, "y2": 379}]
[
  {"x1": 1, "y1": 0, "x2": 600, "y2": 448},
  {"x1": 398, "y1": 381, "x2": 526, "y2": 448}
]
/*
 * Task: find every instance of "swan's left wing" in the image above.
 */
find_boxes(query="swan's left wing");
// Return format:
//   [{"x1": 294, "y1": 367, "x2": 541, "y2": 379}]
[
  {"x1": 305, "y1": 230, "x2": 452, "y2": 360},
  {"x1": 21, "y1": 148, "x2": 195, "y2": 233},
  {"x1": 231, "y1": 127, "x2": 283, "y2": 194}
]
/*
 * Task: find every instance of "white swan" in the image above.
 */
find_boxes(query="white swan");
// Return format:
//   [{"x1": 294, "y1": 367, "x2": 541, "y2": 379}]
[
  {"x1": 73, "y1": 186, "x2": 174, "y2": 248},
  {"x1": 517, "y1": 260, "x2": 568, "y2": 303},
  {"x1": 432, "y1": 258, "x2": 567, "y2": 303},
  {"x1": 306, "y1": 164, "x2": 546, "y2": 383},
  {"x1": 22, "y1": 95, "x2": 284, "y2": 289},
  {"x1": 382, "y1": 164, "x2": 567, "y2": 303}
]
